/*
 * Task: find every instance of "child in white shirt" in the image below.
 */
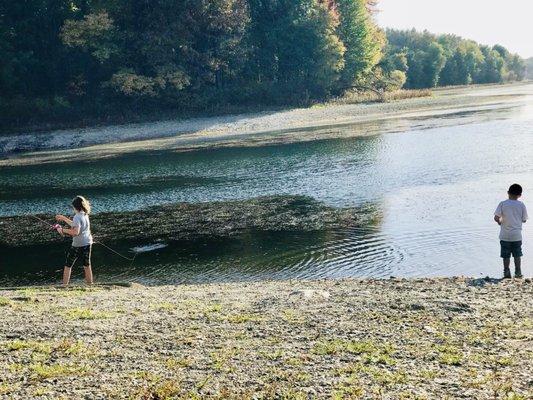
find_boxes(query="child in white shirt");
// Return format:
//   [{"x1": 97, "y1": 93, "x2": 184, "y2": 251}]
[{"x1": 494, "y1": 184, "x2": 528, "y2": 278}]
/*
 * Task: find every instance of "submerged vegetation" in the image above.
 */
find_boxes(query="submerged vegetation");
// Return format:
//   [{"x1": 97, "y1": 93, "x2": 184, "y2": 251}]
[
  {"x1": 0, "y1": 1, "x2": 525, "y2": 132},
  {"x1": 0, "y1": 195, "x2": 379, "y2": 248}
]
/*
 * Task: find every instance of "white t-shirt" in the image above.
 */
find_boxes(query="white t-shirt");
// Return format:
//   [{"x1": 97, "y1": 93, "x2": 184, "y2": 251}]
[
  {"x1": 494, "y1": 199, "x2": 528, "y2": 242},
  {"x1": 72, "y1": 212, "x2": 93, "y2": 247}
]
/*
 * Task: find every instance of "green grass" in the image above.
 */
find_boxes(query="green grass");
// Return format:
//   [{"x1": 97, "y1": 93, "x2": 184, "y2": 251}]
[
  {"x1": 435, "y1": 344, "x2": 463, "y2": 366},
  {"x1": 153, "y1": 302, "x2": 176, "y2": 311},
  {"x1": 5, "y1": 338, "x2": 93, "y2": 359},
  {"x1": 29, "y1": 363, "x2": 89, "y2": 380},
  {"x1": 312, "y1": 339, "x2": 395, "y2": 364},
  {"x1": 64, "y1": 308, "x2": 113, "y2": 320},
  {"x1": 259, "y1": 349, "x2": 284, "y2": 361},
  {"x1": 225, "y1": 313, "x2": 262, "y2": 324},
  {"x1": 0, "y1": 297, "x2": 10, "y2": 306},
  {"x1": 166, "y1": 357, "x2": 193, "y2": 369},
  {"x1": 5, "y1": 339, "x2": 52, "y2": 354},
  {"x1": 0, "y1": 383, "x2": 17, "y2": 395}
]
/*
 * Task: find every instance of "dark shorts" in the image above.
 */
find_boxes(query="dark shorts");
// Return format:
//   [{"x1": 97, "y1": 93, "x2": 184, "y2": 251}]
[
  {"x1": 65, "y1": 245, "x2": 92, "y2": 268},
  {"x1": 500, "y1": 241, "x2": 522, "y2": 259}
]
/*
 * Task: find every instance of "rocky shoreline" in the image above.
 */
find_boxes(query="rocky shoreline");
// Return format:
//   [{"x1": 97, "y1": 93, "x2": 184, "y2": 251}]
[
  {"x1": 2, "y1": 82, "x2": 531, "y2": 166},
  {"x1": 0, "y1": 277, "x2": 531, "y2": 399}
]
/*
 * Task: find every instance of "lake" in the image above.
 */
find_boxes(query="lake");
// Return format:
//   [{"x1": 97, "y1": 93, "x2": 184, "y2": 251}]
[{"x1": 1, "y1": 84, "x2": 532, "y2": 285}]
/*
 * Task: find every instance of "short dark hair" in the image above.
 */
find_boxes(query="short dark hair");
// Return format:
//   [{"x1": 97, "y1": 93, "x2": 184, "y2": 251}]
[{"x1": 508, "y1": 184, "x2": 522, "y2": 196}]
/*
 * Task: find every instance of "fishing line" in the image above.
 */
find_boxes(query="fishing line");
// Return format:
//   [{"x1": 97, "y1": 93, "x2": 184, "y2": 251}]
[
  {"x1": 93, "y1": 240, "x2": 137, "y2": 262},
  {"x1": 28, "y1": 215, "x2": 137, "y2": 263}
]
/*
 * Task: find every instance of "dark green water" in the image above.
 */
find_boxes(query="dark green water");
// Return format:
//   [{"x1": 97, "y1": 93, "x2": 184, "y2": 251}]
[{"x1": 1, "y1": 88, "x2": 533, "y2": 285}]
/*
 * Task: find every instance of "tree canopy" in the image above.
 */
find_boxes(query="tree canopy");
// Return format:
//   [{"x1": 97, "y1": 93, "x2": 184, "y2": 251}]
[
  {"x1": 0, "y1": 1, "x2": 526, "y2": 130},
  {"x1": 385, "y1": 29, "x2": 525, "y2": 89}
]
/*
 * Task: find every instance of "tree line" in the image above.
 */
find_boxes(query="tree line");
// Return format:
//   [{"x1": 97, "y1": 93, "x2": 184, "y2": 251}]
[
  {"x1": 526, "y1": 58, "x2": 533, "y2": 80},
  {"x1": 384, "y1": 29, "x2": 526, "y2": 89},
  {"x1": 0, "y1": 1, "x2": 526, "y2": 130}
]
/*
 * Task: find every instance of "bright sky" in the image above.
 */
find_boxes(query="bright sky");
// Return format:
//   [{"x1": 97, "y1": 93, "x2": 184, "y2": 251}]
[{"x1": 376, "y1": 0, "x2": 533, "y2": 58}]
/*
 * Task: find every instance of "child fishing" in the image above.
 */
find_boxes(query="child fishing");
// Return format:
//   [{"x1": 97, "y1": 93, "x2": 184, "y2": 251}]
[
  {"x1": 55, "y1": 196, "x2": 94, "y2": 286},
  {"x1": 494, "y1": 184, "x2": 528, "y2": 279}
]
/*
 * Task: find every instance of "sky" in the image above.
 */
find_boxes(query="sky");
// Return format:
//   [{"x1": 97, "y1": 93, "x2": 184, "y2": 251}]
[{"x1": 376, "y1": 0, "x2": 533, "y2": 58}]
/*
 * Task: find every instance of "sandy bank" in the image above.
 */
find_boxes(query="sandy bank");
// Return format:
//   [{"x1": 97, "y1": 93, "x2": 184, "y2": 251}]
[
  {"x1": 0, "y1": 277, "x2": 531, "y2": 399},
  {"x1": 1, "y1": 82, "x2": 531, "y2": 166}
]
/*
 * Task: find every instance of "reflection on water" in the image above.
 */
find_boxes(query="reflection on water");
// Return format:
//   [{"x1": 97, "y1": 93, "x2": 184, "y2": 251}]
[{"x1": 1, "y1": 89, "x2": 533, "y2": 284}]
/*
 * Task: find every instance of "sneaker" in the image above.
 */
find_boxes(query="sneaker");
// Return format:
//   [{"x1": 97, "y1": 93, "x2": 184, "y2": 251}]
[
  {"x1": 515, "y1": 271, "x2": 523, "y2": 279},
  {"x1": 503, "y1": 268, "x2": 512, "y2": 279}
]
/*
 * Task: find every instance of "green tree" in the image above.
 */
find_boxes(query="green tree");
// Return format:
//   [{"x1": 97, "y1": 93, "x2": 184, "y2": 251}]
[
  {"x1": 0, "y1": 0, "x2": 77, "y2": 97},
  {"x1": 526, "y1": 57, "x2": 533, "y2": 80},
  {"x1": 476, "y1": 46, "x2": 505, "y2": 83},
  {"x1": 440, "y1": 42, "x2": 484, "y2": 86},
  {"x1": 336, "y1": 0, "x2": 384, "y2": 88},
  {"x1": 246, "y1": 0, "x2": 345, "y2": 100}
]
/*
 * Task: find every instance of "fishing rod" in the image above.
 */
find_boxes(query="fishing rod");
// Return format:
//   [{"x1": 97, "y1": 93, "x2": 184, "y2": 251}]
[{"x1": 29, "y1": 215, "x2": 137, "y2": 262}]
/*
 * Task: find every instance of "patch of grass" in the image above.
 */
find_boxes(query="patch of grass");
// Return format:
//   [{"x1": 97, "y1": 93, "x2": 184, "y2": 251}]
[
  {"x1": 54, "y1": 338, "x2": 94, "y2": 357},
  {"x1": 336, "y1": 362, "x2": 408, "y2": 388},
  {"x1": 166, "y1": 357, "x2": 193, "y2": 369},
  {"x1": 8, "y1": 363, "x2": 24, "y2": 373},
  {"x1": 33, "y1": 387, "x2": 52, "y2": 397},
  {"x1": 29, "y1": 363, "x2": 89, "y2": 380},
  {"x1": 153, "y1": 302, "x2": 176, "y2": 311},
  {"x1": 132, "y1": 378, "x2": 183, "y2": 400},
  {"x1": 0, "y1": 383, "x2": 16, "y2": 395},
  {"x1": 439, "y1": 353, "x2": 463, "y2": 366},
  {"x1": 130, "y1": 370, "x2": 161, "y2": 383},
  {"x1": 383, "y1": 89, "x2": 433, "y2": 102},
  {"x1": 506, "y1": 393, "x2": 526, "y2": 400},
  {"x1": 260, "y1": 349, "x2": 284, "y2": 361},
  {"x1": 5, "y1": 339, "x2": 52, "y2": 354},
  {"x1": 0, "y1": 296, "x2": 10, "y2": 306},
  {"x1": 209, "y1": 348, "x2": 237, "y2": 372},
  {"x1": 312, "y1": 339, "x2": 343, "y2": 355},
  {"x1": 312, "y1": 339, "x2": 395, "y2": 364},
  {"x1": 281, "y1": 309, "x2": 304, "y2": 324},
  {"x1": 436, "y1": 344, "x2": 463, "y2": 366},
  {"x1": 286, "y1": 357, "x2": 304, "y2": 366},
  {"x1": 278, "y1": 388, "x2": 308, "y2": 400},
  {"x1": 493, "y1": 356, "x2": 514, "y2": 367},
  {"x1": 332, "y1": 374, "x2": 365, "y2": 400},
  {"x1": 53, "y1": 287, "x2": 97, "y2": 297},
  {"x1": 150, "y1": 380, "x2": 182, "y2": 400},
  {"x1": 331, "y1": 88, "x2": 432, "y2": 106},
  {"x1": 225, "y1": 313, "x2": 262, "y2": 324},
  {"x1": 64, "y1": 308, "x2": 113, "y2": 320},
  {"x1": 362, "y1": 352, "x2": 396, "y2": 366},
  {"x1": 206, "y1": 303, "x2": 222, "y2": 313},
  {"x1": 370, "y1": 368, "x2": 408, "y2": 386},
  {"x1": 418, "y1": 369, "x2": 439, "y2": 381},
  {"x1": 397, "y1": 392, "x2": 429, "y2": 400}
]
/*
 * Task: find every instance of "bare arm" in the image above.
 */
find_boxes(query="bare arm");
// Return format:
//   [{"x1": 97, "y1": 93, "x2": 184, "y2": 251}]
[
  {"x1": 494, "y1": 215, "x2": 501, "y2": 225},
  {"x1": 56, "y1": 215, "x2": 73, "y2": 226},
  {"x1": 61, "y1": 225, "x2": 80, "y2": 237}
]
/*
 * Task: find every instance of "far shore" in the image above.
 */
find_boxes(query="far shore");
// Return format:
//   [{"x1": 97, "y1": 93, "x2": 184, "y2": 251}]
[
  {"x1": 1, "y1": 81, "x2": 531, "y2": 166},
  {"x1": 0, "y1": 277, "x2": 531, "y2": 399}
]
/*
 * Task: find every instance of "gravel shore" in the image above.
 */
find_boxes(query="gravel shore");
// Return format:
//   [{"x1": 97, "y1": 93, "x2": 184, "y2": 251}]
[
  {"x1": 2, "y1": 82, "x2": 531, "y2": 166},
  {"x1": 0, "y1": 277, "x2": 531, "y2": 399}
]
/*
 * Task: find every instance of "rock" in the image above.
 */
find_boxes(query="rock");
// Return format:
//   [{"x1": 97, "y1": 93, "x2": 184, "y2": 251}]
[{"x1": 289, "y1": 289, "x2": 330, "y2": 300}]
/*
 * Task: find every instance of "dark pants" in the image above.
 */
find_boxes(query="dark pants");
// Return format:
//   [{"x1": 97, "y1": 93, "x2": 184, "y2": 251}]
[
  {"x1": 65, "y1": 245, "x2": 92, "y2": 268},
  {"x1": 500, "y1": 241, "x2": 522, "y2": 259}
]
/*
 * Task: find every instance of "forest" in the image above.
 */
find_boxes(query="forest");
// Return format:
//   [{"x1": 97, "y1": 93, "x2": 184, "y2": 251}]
[{"x1": 0, "y1": 1, "x2": 527, "y2": 130}]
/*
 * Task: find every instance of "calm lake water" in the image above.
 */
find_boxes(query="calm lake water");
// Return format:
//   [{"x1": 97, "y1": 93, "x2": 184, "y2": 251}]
[{"x1": 1, "y1": 85, "x2": 532, "y2": 285}]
